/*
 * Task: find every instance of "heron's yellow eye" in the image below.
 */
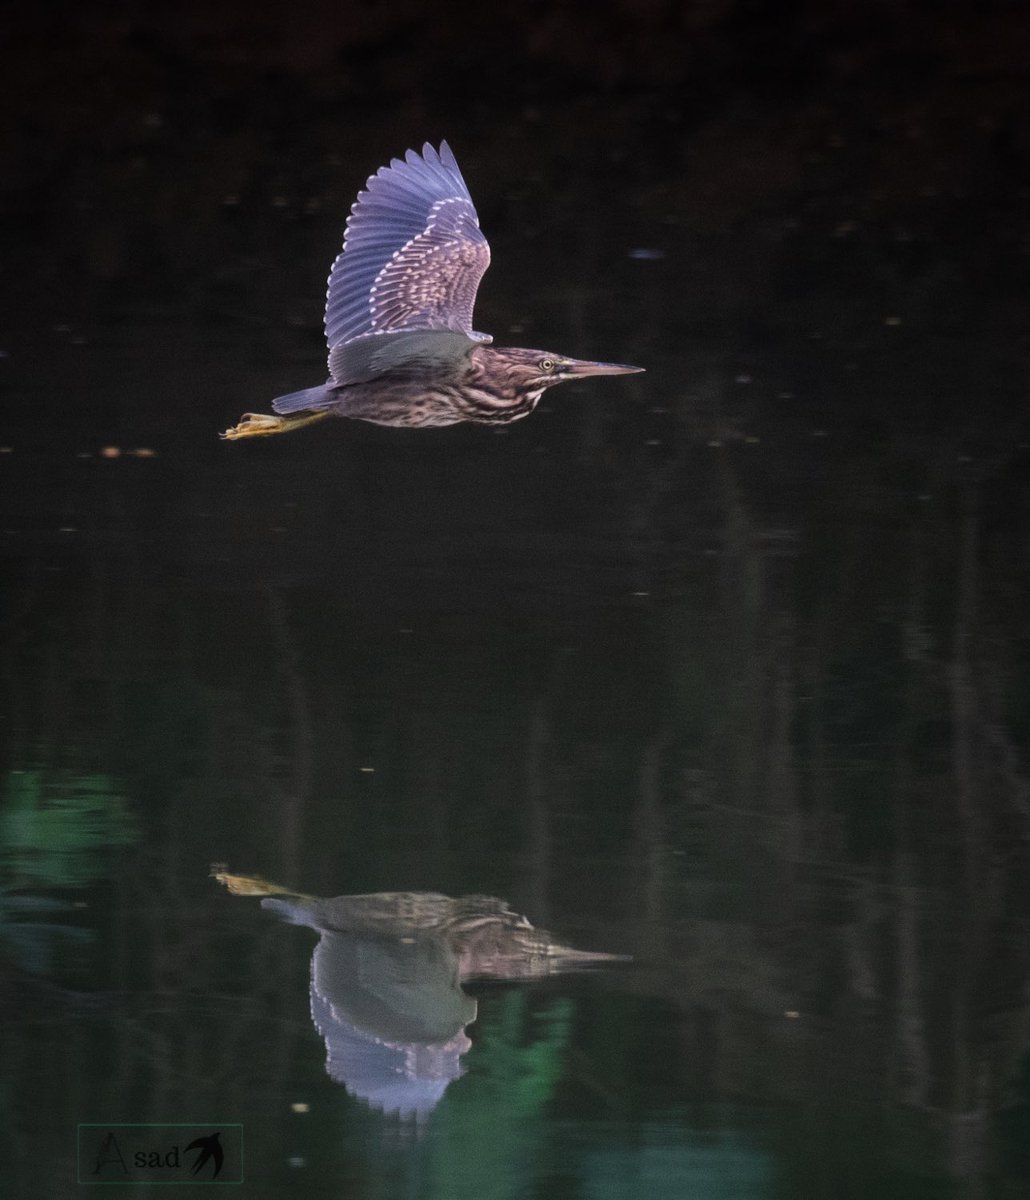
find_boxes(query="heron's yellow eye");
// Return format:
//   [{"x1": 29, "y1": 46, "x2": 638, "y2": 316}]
[{"x1": 539, "y1": 358, "x2": 555, "y2": 371}]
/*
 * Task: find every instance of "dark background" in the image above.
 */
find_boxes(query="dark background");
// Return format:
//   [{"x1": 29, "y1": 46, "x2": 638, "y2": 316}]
[
  {"x1": 5, "y1": 0, "x2": 1030, "y2": 594},
  {"x1": 5, "y1": 0, "x2": 1030, "y2": 449}
]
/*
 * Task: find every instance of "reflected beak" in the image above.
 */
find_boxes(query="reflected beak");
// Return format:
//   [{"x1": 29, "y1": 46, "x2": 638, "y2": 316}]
[{"x1": 563, "y1": 358, "x2": 645, "y2": 377}]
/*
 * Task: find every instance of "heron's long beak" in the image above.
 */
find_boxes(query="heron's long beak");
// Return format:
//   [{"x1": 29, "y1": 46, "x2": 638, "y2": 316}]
[{"x1": 562, "y1": 358, "x2": 645, "y2": 377}]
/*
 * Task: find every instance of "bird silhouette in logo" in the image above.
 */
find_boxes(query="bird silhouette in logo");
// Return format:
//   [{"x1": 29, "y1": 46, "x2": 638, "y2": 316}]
[{"x1": 184, "y1": 1131, "x2": 223, "y2": 1179}]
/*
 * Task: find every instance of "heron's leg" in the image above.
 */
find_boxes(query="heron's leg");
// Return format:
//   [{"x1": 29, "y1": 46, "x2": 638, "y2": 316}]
[{"x1": 219, "y1": 409, "x2": 332, "y2": 440}]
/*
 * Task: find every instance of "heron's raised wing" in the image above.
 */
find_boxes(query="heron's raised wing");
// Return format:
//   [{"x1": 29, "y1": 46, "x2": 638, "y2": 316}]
[{"x1": 325, "y1": 142, "x2": 491, "y2": 383}]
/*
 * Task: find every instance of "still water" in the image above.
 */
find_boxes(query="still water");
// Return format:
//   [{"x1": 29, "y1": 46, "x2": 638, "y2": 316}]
[
  {"x1": 4, "y1": 161, "x2": 1030, "y2": 1194},
  {"x1": 4, "y1": 350, "x2": 1029, "y2": 1198}
]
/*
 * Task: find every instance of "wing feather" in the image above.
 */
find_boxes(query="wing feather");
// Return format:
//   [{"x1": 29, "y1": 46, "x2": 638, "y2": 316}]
[
  {"x1": 327, "y1": 329, "x2": 476, "y2": 387},
  {"x1": 324, "y1": 141, "x2": 491, "y2": 383}
]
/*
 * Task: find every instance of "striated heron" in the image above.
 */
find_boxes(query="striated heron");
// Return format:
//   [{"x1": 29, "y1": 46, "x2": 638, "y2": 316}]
[{"x1": 220, "y1": 141, "x2": 642, "y2": 440}]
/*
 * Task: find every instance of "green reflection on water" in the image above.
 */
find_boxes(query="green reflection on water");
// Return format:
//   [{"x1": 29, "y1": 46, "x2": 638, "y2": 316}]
[
  {"x1": 0, "y1": 767, "x2": 137, "y2": 973},
  {"x1": 1, "y1": 768, "x2": 137, "y2": 887},
  {"x1": 423, "y1": 993, "x2": 573, "y2": 1199},
  {"x1": 575, "y1": 1121, "x2": 770, "y2": 1199}
]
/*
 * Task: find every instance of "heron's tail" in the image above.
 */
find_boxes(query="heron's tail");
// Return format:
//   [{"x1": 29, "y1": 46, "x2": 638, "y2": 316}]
[
  {"x1": 271, "y1": 384, "x2": 337, "y2": 414},
  {"x1": 260, "y1": 895, "x2": 321, "y2": 927}
]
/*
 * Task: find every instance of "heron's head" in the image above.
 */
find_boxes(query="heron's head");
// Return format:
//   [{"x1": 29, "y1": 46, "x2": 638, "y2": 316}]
[{"x1": 478, "y1": 346, "x2": 644, "y2": 395}]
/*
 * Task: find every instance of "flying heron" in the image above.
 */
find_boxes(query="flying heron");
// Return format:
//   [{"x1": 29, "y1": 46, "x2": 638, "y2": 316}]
[{"x1": 220, "y1": 141, "x2": 642, "y2": 440}]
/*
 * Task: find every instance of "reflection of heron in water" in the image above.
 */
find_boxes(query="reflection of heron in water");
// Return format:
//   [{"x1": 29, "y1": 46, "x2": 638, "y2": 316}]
[{"x1": 212, "y1": 869, "x2": 626, "y2": 1120}]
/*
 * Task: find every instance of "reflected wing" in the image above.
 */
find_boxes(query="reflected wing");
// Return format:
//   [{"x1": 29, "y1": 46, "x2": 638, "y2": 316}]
[
  {"x1": 309, "y1": 980, "x2": 468, "y2": 1118},
  {"x1": 311, "y1": 930, "x2": 475, "y2": 1045},
  {"x1": 324, "y1": 141, "x2": 491, "y2": 379}
]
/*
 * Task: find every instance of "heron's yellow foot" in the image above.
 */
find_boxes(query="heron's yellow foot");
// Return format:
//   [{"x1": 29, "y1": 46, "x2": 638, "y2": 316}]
[
  {"x1": 219, "y1": 410, "x2": 330, "y2": 440},
  {"x1": 220, "y1": 412, "x2": 286, "y2": 440}
]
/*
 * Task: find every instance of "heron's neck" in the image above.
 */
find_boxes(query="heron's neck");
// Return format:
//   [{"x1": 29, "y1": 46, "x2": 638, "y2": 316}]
[{"x1": 463, "y1": 347, "x2": 544, "y2": 421}]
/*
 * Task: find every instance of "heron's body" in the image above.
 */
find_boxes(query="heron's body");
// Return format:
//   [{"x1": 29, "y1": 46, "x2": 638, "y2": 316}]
[
  {"x1": 220, "y1": 142, "x2": 641, "y2": 441},
  {"x1": 272, "y1": 334, "x2": 560, "y2": 428}
]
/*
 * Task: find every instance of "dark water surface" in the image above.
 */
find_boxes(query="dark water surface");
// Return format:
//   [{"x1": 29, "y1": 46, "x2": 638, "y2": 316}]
[
  {"x1": 5, "y1": 6, "x2": 1030, "y2": 1198},
  {"x1": 5, "y1": 314, "x2": 1030, "y2": 1197}
]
